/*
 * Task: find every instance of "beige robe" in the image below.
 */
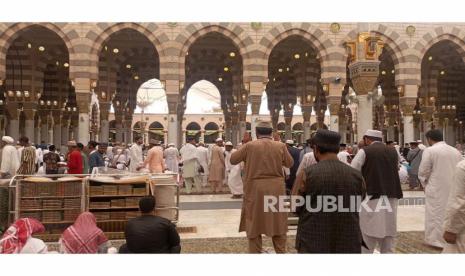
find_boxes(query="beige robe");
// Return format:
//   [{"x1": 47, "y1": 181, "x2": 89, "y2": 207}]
[
  {"x1": 208, "y1": 145, "x2": 225, "y2": 182},
  {"x1": 230, "y1": 138, "x2": 293, "y2": 238}
]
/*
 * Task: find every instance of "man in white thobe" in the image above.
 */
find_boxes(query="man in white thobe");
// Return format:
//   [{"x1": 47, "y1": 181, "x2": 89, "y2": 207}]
[
  {"x1": 351, "y1": 130, "x2": 403, "y2": 254},
  {"x1": 419, "y1": 129, "x2": 462, "y2": 249},
  {"x1": 129, "y1": 137, "x2": 144, "y2": 173},
  {"x1": 164, "y1": 143, "x2": 180, "y2": 173},
  {"x1": 224, "y1": 141, "x2": 243, "y2": 199},
  {"x1": 442, "y1": 159, "x2": 465, "y2": 253},
  {"x1": 180, "y1": 137, "x2": 202, "y2": 194},
  {"x1": 196, "y1": 143, "x2": 209, "y2": 187},
  {"x1": 337, "y1": 143, "x2": 351, "y2": 165},
  {"x1": 0, "y1": 136, "x2": 20, "y2": 178}
]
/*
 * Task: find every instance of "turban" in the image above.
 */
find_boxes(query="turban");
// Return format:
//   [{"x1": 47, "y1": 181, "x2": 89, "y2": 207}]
[{"x1": 2, "y1": 136, "x2": 14, "y2": 144}]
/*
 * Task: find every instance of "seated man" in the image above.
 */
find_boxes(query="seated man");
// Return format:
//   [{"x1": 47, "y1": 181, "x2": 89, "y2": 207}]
[{"x1": 119, "y1": 196, "x2": 181, "y2": 253}]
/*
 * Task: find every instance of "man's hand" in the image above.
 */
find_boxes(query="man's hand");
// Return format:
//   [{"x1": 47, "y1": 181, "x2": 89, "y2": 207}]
[{"x1": 443, "y1": 231, "x2": 457, "y2": 244}]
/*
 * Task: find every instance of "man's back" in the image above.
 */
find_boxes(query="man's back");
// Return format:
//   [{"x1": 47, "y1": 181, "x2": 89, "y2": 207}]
[{"x1": 125, "y1": 215, "x2": 180, "y2": 253}]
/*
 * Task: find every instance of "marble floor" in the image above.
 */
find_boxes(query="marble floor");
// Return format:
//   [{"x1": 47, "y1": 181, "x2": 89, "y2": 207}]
[{"x1": 177, "y1": 192, "x2": 426, "y2": 239}]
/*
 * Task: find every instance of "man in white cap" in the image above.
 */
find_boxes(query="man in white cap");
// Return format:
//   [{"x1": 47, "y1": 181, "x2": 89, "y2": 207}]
[
  {"x1": 224, "y1": 141, "x2": 243, "y2": 199},
  {"x1": 419, "y1": 129, "x2": 462, "y2": 249},
  {"x1": 196, "y1": 142, "x2": 209, "y2": 187},
  {"x1": 163, "y1": 143, "x2": 180, "y2": 173},
  {"x1": 129, "y1": 136, "x2": 144, "y2": 173},
  {"x1": 180, "y1": 136, "x2": 202, "y2": 194},
  {"x1": 0, "y1": 136, "x2": 20, "y2": 178},
  {"x1": 351, "y1": 129, "x2": 403, "y2": 253},
  {"x1": 208, "y1": 138, "x2": 225, "y2": 193}
]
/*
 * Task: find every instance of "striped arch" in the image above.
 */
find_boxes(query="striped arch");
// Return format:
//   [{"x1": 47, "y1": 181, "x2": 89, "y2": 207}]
[
  {"x1": 86, "y1": 22, "x2": 167, "y2": 80},
  {"x1": 260, "y1": 23, "x2": 336, "y2": 83},
  {"x1": 0, "y1": 22, "x2": 75, "y2": 80},
  {"x1": 175, "y1": 23, "x2": 254, "y2": 82},
  {"x1": 342, "y1": 24, "x2": 409, "y2": 85}
]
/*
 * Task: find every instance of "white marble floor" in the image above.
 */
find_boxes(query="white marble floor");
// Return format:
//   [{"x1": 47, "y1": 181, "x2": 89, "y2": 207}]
[{"x1": 177, "y1": 194, "x2": 425, "y2": 240}]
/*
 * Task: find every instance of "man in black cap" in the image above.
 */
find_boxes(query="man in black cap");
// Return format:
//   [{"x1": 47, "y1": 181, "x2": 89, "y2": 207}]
[{"x1": 295, "y1": 129, "x2": 366, "y2": 253}]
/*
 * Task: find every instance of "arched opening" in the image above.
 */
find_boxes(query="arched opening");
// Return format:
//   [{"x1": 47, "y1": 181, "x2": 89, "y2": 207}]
[
  {"x1": 267, "y1": 35, "x2": 323, "y2": 138},
  {"x1": 4, "y1": 25, "x2": 73, "y2": 145},
  {"x1": 148, "y1": 121, "x2": 165, "y2": 143},
  {"x1": 184, "y1": 80, "x2": 222, "y2": 114},
  {"x1": 292, "y1": 122, "x2": 303, "y2": 144},
  {"x1": 420, "y1": 40, "x2": 465, "y2": 145},
  {"x1": 186, "y1": 122, "x2": 201, "y2": 142},
  {"x1": 182, "y1": 32, "x2": 244, "y2": 143},
  {"x1": 204, "y1": 122, "x2": 219, "y2": 144},
  {"x1": 99, "y1": 28, "x2": 159, "y2": 144}
]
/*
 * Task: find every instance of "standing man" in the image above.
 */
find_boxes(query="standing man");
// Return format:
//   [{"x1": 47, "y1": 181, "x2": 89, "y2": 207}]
[
  {"x1": 66, "y1": 141, "x2": 83, "y2": 175},
  {"x1": 208, "y1": 138, "x2": 225, "y2": 193},
  {"x1": 196, "y1": 142, "x2": 210, "y2": 187},
  {"x1": 0, "y1": 136, "x2": 20, "y2": 178},
  {"x1": 224, "y1": 141, "x2": 243, "y2": 199},
  {"x1": 442, "y1": 159, "x2": 465, "y2": 253},
  {"x1": 285, "y1": 140, "x2": 301, "y2": 193},
  {"x1": 406, "y1": 141, "x2": 423, "y2": 190},
  {"x1": 143, "y1": 139, "x2": 165, "y2": 173},
  {"x1": 351, "y1": 129, "x2": 403, "y2": 253},
  {"x1": 419, "y1": 129, "x2": 462, "y2": 249},
  {"x1": 43, "y1": 145, "x2": 61, "y2": 175},
  {"x1": 17, "y1": 137, "x2": 36, "y2": 175},
  {"x1": 129, "y1": 136, "x2": 144, "y2": 173},
  {"x1": 337, "y1": 143, "x2": 351, "y2": 165},
  {"x1": 180, "y1": 137, "x2": 202, "y2": 194},
  {"x1": 164, "y1": 143, "x2": 180, "y2": 173},
  {"x1": 89, "y1": 142, "x2": 107, "y2": 173},
  {"x1": 77, "y1": 143, "x2": 89, "y2": 174},
  {"x1": 295, "y1": 129, "x2": 366, "y2": 253},
  {"x1": 299, "y1": 138, "x2": 313, "y2": 163},
  {"x1": 230, "y1": 121, "x2": 293, "y2": 253}
]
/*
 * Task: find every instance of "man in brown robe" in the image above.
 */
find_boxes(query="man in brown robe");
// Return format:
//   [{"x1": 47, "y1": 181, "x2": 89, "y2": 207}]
[
  {"x1": 208, "y1": 138, "x2": 225, "y2": 193},
  {"x1": 230, "y1": 121, "x2": 293, "y2": 253}
]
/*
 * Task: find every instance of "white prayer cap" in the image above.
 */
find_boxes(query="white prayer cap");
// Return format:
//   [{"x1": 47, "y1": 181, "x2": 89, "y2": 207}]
[
  {"x1": 364, "y1": 129, "x2": 383, "y2": 139},
  {"x1": 215, "y1": 138, "x2": 223, "y2": 142},
  {"x1": 416, "y1": 140, "x2": 423, "y2": 143},
  {"x1": 168, "y1": 143, "x2": 175, "y2": 147},
  {"x1": 1, "y1": 136, "x2": 14, "y2": 144},
  {"x1": 285, "y1": 140, "x2": 294, "y2": 145},
  {"x1": 225, "y1": 141, "x2": 233, "y2": 146}
]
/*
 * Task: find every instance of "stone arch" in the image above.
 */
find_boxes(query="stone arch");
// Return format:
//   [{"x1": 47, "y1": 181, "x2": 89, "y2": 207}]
[
  {"x1": 88, "y1": 23, "x2": 166, "y2": 79},
  {"x1": 176, "y1": 24, "x2": 253, "y2": 82},
  {"x1": 260, "y1": 24, "x2": 334, "y2": 82},
  {"x1": 0, "y1": 23, "x2": 75, "y2": 79}
]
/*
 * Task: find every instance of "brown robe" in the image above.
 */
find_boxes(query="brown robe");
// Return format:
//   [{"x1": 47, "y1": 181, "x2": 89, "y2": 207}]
[
  {"x1": 230, "y1": 138, "x2": 293, "y2": 238},
  {"x1": 208, "y1": 145, "x2": 225, "y2": 182}
]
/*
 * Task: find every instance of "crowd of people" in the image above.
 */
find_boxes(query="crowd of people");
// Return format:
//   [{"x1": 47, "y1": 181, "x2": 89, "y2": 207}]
[
  {"x1": 0, "y1": 196, "x2": 180, "y2": 254},
  {"x1": 2, "y1": 121, "x2": 465, "y2": 254}
]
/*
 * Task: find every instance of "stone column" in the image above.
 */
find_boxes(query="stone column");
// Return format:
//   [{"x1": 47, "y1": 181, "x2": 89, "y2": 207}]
[
  {"x1": 22, "y1": 108, "x2": 36, "y2": 142},
  {"x1": 356, "y1": 94, "x2": 373, "y2": 140},
  {"x1": 166, "y1": 93, "x2": 180, "y2": 147},
  {"x1": 35, "y1": 123, "x2": 41, "y2": 144},
  {"x1": 75, "y1": 92, "x2": 91, "y2": 144},
  {"x1": 163, "y1": 130, "x2": 168, "y2": 144},
  {"x1": 40, "y1": 117, "x2": 49, "y2": 143},
  {"x1": 444, "y1": 118, "x2": 455, "y2": 145},
  {"x1": 5, "y1": 104, "x2": 20, "y2": 140},
  {"x1": 182, "y1": 130, "x2": 186, "y2": 144},
  {"x1": 238, "y1": 105, "x2": 247, "y2": 143},
  {"x1": 123, "y1": 119, "x2": 133, "y2": 144},
  {"x1": 302, "y1": 105, "x2": 312, "y2": 140},
  {"x1": 400, "y1": 86, "x2": 419, "y2": 145},
  {"x1": 224, "y1": 119, "x2": 232, "y2": 142},
  {"x1": 284, "y1": 116, "x2": 292, "y2": 141},
  {"x1": 99, "y1": 102, "x2": 111, "y2": 143},
  {"x1": 200, "y1": 130, "x2": 205, "y2": 143},
  {"x1": 115, "y1": 121, "x2": 123, "y2": 143},
  {"x1": 52, "y1": 111, "x2": 61, "y2": 147},
  {"x1": 249, "y1": 94, "x2": 261, "y2": 140},
  {"x1": 328, "y1": 103, "x2": 340, "y2": 132},
  {"x1": 61, "y1": 118, "x2": 70, "y2": 151},
  {"x1": 387, "y1": 125, "x2": 395, "y2": 141}
]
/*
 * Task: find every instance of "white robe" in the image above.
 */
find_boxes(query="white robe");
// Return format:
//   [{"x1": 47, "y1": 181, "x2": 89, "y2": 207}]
[
  {"x1": 337, "y1": 150, "x2": 351, "y2": 165},
  {"x1": 419, "y1": 141, "x2": 463, "y2": 248},
  {"x1": 128, "y1": 144, "x2": 143, "y2": 173},
  {"x1": 0, "y1": 144, "x2": 20, "y2": 177},
  {"x1": 225, "y1": 149, "x2": 243, "y2": 195},
  {"x1": 196, "y1": 146, "x2": 209, "y2": 176},
  {"x1": 351, "y1": 145, "x2": 399, "y2": 238},
  {"x1": 180, "y1": 144, "x2": 200, "y2": 178},
  {"x1": 164, "y1": 147, "x2": 180, "y2": 173},
  {"x1": 443, "y1": 160, "x2": 465, "y2": 253}
]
